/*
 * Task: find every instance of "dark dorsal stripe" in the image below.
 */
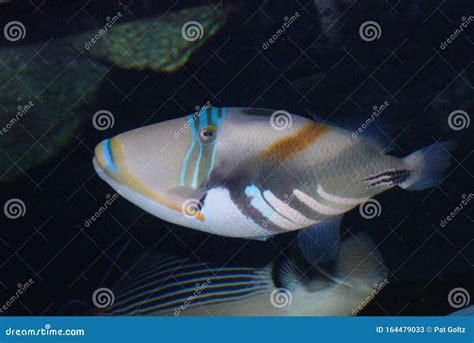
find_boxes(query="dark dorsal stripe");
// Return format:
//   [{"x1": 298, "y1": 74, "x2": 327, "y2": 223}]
[
  {"x1": 230, "y1": 185, "x2": 288, "y2": 233},
  {"x1": 259, "y1": 179, "x2": 333, "y2": 222},
  {"x1": 364, "y1": 169, "x2": 411, "y2": 188}
]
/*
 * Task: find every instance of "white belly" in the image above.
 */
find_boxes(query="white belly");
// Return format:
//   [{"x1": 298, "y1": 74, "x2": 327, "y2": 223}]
[{"x1": 200, "y1": 188, "x2": 276, "y2": 238}]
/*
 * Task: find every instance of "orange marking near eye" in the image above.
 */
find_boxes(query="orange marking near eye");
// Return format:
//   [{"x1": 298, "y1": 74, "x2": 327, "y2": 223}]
[
  {"x1": 105, "y1": 137, "x2": 205, "y2": 222},
  {"x1": 260, "y1": 122, "x2": 330, "y2": 162}
]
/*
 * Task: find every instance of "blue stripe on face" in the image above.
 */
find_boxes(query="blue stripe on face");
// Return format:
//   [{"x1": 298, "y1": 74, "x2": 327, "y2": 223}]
[
  {"x1": 199, "y1": 107, "x2": 208, "y2": 127},
  {"x1": 191, "y1": 142, "x2": 203, "y2": 188},
  {"x1": 207, "y1": 107, "x2": 226, "y2": 178},
  {"x1": 180, "y1": 115, "x2": 197, "y2": 186},
  {"x1": 103, "y1": 138, "x2": 116, "y2": 173},
  {"x1": 191, "y1": 109, "x2": 210, "y2": 188}
]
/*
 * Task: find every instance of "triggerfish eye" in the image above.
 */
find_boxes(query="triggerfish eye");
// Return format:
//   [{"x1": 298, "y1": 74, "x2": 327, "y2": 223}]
[{"x1": 199, "y1": 125, "x2": 216, "y2": 142}]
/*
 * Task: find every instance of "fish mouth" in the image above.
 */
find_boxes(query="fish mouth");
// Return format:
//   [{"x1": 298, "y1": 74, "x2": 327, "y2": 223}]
[
  {"x1": 93, "y1": 138, "x2": 117, "y2": 176},
  {"x1": 92, "y1": 137, "x2": 206, "y2": 222},
  {"x1": 92, "y1": 156, "x2": 106, "y2": 177}
]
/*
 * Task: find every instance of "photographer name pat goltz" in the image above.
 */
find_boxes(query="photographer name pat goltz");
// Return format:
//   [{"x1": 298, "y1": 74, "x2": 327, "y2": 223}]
[{"x1": 434, "y1": 326, "x2": 466, "y2": 334}]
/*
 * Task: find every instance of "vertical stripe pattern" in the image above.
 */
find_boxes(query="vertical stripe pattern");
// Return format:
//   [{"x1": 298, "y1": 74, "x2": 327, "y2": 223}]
[{"x1": 179, "y1": 107, "x2": 226, "y2": 189}]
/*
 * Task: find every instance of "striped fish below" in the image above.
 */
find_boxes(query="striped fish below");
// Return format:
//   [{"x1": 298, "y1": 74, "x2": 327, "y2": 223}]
[{"x1": 93, "y1": 232, "x2": 387, "y2": 316}]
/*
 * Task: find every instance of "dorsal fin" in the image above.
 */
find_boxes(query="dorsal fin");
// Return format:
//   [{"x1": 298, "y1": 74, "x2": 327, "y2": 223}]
[{"x1": 304, "y1": 108, "x2": 396, "y2": 152}]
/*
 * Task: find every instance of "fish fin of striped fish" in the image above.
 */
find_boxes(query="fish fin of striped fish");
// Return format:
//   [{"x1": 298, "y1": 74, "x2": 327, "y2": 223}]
[
  {"x1": 102, "y1": 253, "x2": 273, "y2": 315},
  {"x1": 274, "y1": 259, "x2": 301, "y2": 290},
  {"x1": 332, "y1": 232, "x2": 387, "y2": 288},
  {"x1": 297, "y1": 215, "x2": 342, "y2": 265},
  {"x1": 448, "y1": 305, "x2": 474, "y2": 316}
]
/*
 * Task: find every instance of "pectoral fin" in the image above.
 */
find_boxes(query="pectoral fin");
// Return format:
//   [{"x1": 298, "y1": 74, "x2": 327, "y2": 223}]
[
  {"x1": 297, "y1": 216, "x2": 343, "y2": 265},
  {"x1": 164, "y1": 186, "x2": 208, "y2": 213}
]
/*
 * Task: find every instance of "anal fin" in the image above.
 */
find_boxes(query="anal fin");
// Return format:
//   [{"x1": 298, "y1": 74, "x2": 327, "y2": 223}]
[{"x1": 297, "y1": 215, "x2": 342, "y2": 265}]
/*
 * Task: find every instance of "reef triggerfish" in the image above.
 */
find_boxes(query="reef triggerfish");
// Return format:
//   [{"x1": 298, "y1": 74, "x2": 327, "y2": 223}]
[{"x1": 93, "y1": 107, "x2": 454, "y2": 263}]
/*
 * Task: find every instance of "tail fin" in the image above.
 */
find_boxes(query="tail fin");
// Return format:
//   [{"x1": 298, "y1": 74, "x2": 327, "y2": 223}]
[
  {"x1": 400, "y1": 141, "x2": 456, "y2": 191},
  {"x1": 448, "y1": 305, "x2": 474, "y2": 316},
  {"x1": 301, "y1": 232, "x2": 388, "y2": 315},
  {"x1": 333, "y1": 232, "x2": 388, "y2": 290}
]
